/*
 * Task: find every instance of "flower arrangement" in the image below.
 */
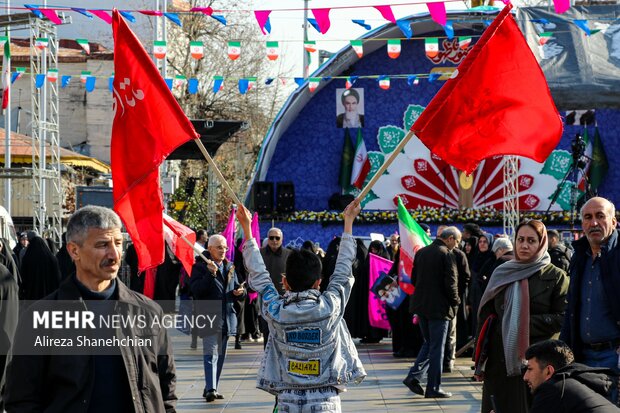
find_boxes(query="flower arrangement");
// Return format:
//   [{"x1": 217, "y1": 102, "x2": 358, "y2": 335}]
[{"x1": 284, "y1": 207, "x2": 579, "y2": 225}]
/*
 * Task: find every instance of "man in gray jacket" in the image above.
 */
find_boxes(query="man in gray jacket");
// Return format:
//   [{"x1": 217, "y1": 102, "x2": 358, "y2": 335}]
[
  {"x1": 238, "y1": 200, "x2": 366, "y2": 412},
  {"x1": 403, "y1": 226, "x2": 461, "y2": 399}
]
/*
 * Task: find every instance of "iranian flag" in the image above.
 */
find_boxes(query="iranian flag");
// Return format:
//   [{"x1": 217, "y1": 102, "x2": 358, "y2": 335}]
[
  {"x1": 13, "y1": 67, "x2": 25, "y2": 82},
  {"x1": 304, "y1": 41, "x2": 317, "y2": 53},
  {"x1": 538, "y1": 32, "x2": 553, "y2": 45},
  {"x1": 174, "y1": 75, "x2": 187, "y2": 89},
  {"x1": 80, "y1": 70, "x2": 91, "y2": 83},
  {"x1": 153, "y1": 40, "x2": 167, "y2": 59},
  {"x1": 47, "y1": 68, "x2": 59, "y2": 82},
  {"x1": 425, "y1": 37, "x2": 439, "y2": 58},
  {"x1": 76, "y1": 38, "x2": 90, "y2": 54},
  {"x1": 247, "y1": 77, "x2": 257, "y2": 91},
  {"x1": 387, "y1": 39, "x2": 401, "y2": 59},
  {"x1": 378, "y1": 76, "x2": 390, "y2": 90},
  {"x1": 34, "y1": 38, "x2": 49, "y2": 50},
  {"x1": 2, "y1": 36, "x2": 10, "y2": 110},
  {"x1": 397, "y1": 197, "x2": 432, "y2": 295},
  {"x1": 189, "y1": 41, "x2": 204, "y2": 59},
  {"x1": 163, "y1": 213, "x2": 196, "y2": 276},
  {"x1": 228, "y1": 41, "x2": 241, "y2": 60},
  {"x1": 458, "y1": 36, "x2": 472, "y2": 49},
  {"x1": 266, "y1": 41, "x2": 279, "y2": 60},
  {"x1": 577, "y1": 128, "x2": 593, "y2": 192},
  {"x1": 351, "y1": 128, "x2": 370, "y2": 189},
  {"x1": 351, "y1": 40, "x2": 363, "y2": 58},
  {"x1": 308, "y1": 77, "x2": 320, "y2": 92}
]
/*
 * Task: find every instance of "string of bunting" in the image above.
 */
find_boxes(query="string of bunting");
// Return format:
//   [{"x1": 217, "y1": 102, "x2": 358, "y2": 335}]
[
  {"x1": 3, "y1": 68, "x2": 460, "y2": 94},
  {"x1": 9, "y1": 0, "x2": 606, "y2": 35}
]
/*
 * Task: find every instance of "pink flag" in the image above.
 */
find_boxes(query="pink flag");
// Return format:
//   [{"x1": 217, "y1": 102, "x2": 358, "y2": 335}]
[
  {"x1": 368, "y1": 253, "x2": 393, "y2": 330},
  {"x1": 374, "y1": 5, "x2": 396, "y2": 23},
  {"x1": 221, "y1": 207, "x2": 236, "y2": 262},
  {"x1": 190, "y1": 7, "x2": 213, "y2": 16},
  {"x1": 40, "y1": 9, "x2": 62, "y2": 25},
  {"x1": 311, "y1": 8, "x2": 331, "y2": 34},
  {"x1": 163, "y1": 213, "x2": 196, "y2": 276},
  {"x1": 553, "y1": 0, "x2": 570, "y2": 14},
  {"x1": 90, "y1": 9, "x2": 112, "y2": 24},
  {"x1": 251, "y1": 212, "x2": 261, "y2": 243},
  {"x1": 427, "y1": 2, "x2": 447, "y2": 26},
  {"x1": 254, "y1": 10, "x2": 272, "y2": 35}
]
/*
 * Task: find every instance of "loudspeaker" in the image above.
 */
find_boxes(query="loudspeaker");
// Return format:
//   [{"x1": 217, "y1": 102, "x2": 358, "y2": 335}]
[
  {"x1": 328, "y1": 193, "x2": 355, "y2": 210},
  {"x1": 276, "y1": 182, "x2": 295, "y2": 214},
  {"x1": 253, "y1": 181, "x2": 274, "y2": 214}
]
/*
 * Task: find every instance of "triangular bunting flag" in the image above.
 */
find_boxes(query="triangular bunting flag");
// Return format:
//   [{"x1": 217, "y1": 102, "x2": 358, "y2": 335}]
[
  {"x1": 428, "y1": 72, "x2": 442, "y2": 83},
  {"x1": 108, "y1": 75, "x2": 114, "y2": 92},
  {"x1": 425, "y1": 38, "x2": 439, "y2": 58},
  {"x1": 378, "y1": 75, "x2": 390, "y2": 90},
  {"x1": 119, "y1": 11, "x2": 136, "y2": 22},
  {"x1": 266, "y1": 41, "x2": 279, "y2": 60},
  {"x1": 407, "y1": 75, "x2": 419, "y2": 86},
  {"x1": 80, "y1": 71, "x2": 90, "y2": 83},
  {"x1": 352, "y1": 20, "x2": 371, "y2": 30},
  {"x1": 304, "y1": 40, "x2": 317, "y2": 53},
  {"x1": 387, "y1": 39, "x2": 401, "y2": 59},
  {"x1": 153, "y1": 40, "x2": 167, "y2": 59},
  {"x1": 189, "y1": 41, "x2": 204, "y2": 59},
  {"x1": 213, "y1": 76, "x2": 224, "y2": 93},
  {"x1": 76, "y1": 38, "x2": 90, "y2": 54},
  {"x1": 254, "y1": 10, "x2": 272, "y2": 35},
  {"x1": 174, "y1": 75, "x2": 187, "y2": 89},
  {"x1": 397, "y1": 20, "x2": 413, "y2": 39},
  {"x1": 239, "y1": 78, "x2": 249, "y2": 94},
  {"x1": 34, "y1": 38, "x2": 49, "y2": 50},
  {"x1": 188, "y1": 78, "x2": 198, "y2": 94},
  {"x1": 228, "y1": 41, "x2": 241, "y2": 60},
  {"x1": 210, "y1": 15, "x2": 227, "y2": 26},
  {"x1": 573, "y1": 20, "x2": 592, "y2": 36},
  {"x1": 248, "y1": 77, "x2": 257, "y2": 91},
  {"x1": 459, "y1": 36, "x2": 472, "y2": 49},
  {"x1": 47, "y1": 68, "x2": 58, "y2": 82},
  {"x1": 311, "y1": 8, "x2": 331, "y2": 34},
  {"x1": 164, "y1": 13, "x2": 182, "y2": 27},
  {"x1": 294, "y1": 77, "x2": 305, "y2": 88},
  {"x1": 351, "y1": 40, "x2": 363, "y2": 58},
  {"x1": 90, "y1": 9, "x2": 112, "y2": 24},
  {"x1": 85, "y1": 76, "x2": 96, "y2": 92},
  {"x1": 35, "y1": 74, "x2": 45, "y2": 88},
  {"x1": 308, "y1": 77, "x2": 320, "y2": 92},
  {"x1": 538, "y1": 32, "x2": 554, "y2": 45},
  {"x1": 12, "y1": 67, "x2": 26, "y2": 83},
  {"x1": 443, "y1": 21, "x2": 454, "y2": 40},
  {"x1": 345, "y1": 76, "x2": 358, "y2": 89},
  {"x1": 427, "y1": 2, "x2": 447, "y2": 26},
  {"x1": 164, "y1": 78, "x2": 173, "y2": 90},
  {"x1": 374, "y1": 5, "x2": 396, "y2": 23}
]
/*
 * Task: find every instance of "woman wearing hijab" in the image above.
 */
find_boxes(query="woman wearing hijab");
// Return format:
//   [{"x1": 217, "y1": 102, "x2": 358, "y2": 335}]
[
  {"x1": 469, "y1": 233, "x2": 496, "y2": 334},
  {"x1": 19, "y1": 236, "x2": 61, "y2": 301},
  {"x1": 476, "y1": 220, "x2": 569, "y2": 413},
  {"x1": 345, "y1": 240, "x2": 388, "y2": 343}
]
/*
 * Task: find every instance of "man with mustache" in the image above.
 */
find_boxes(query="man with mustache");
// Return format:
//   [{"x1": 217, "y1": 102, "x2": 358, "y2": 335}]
[
  {"x1": 561, "y1": 197, "x2": 620, "y2": 405},
  {"x1": 4, "y1": 206, "x2": 177, "y2": 412}
]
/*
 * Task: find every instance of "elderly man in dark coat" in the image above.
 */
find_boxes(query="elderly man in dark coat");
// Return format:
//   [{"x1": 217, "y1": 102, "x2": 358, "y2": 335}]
[{"x1": 403, "y1": 226, "x2": 461, "y2": 398}]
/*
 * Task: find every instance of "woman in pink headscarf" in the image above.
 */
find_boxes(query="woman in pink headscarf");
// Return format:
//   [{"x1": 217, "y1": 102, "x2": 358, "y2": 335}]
[{"x1": 475, "y1": 220, "x2": 569, "y2": 413}]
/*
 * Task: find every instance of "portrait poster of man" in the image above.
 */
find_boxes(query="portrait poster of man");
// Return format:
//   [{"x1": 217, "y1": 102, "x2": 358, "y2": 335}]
[
  {"x1": 370, "y1": 271, "x2": 406, "y2": 310},
  {"x1": 336, "y1": 88, "x2": 365, "y2": 128}
]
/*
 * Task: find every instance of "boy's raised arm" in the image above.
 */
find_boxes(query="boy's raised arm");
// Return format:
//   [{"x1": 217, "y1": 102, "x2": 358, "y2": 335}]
[
  {"x1": 325, "y1": 199, "x2": 361, "y2": 303},
  {"x1": 237, "y1": 205, "x2": 278, "y2": 303}
]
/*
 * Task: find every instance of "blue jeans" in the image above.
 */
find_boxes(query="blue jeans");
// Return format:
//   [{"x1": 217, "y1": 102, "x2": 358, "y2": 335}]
[
  {"x1": 202, "y1": 334, "x2": 229, "y2": 391},
  {"x1": 583, "y1": 347, "x2": 620, "y2": 404},
  {"x1": 407, "y1": 316, "x2": 449, "y2": 394}
]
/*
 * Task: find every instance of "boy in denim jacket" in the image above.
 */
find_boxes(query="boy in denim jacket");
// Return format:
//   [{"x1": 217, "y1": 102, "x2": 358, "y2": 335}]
[{"x1": 237, "y1": 201, "x2": 366, "y2": 413}]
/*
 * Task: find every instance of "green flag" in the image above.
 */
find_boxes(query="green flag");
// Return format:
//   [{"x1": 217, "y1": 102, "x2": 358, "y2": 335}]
[
  {"x1": 589, "y1": 127, "x2": 608, "y2": 192},
  {"x1": 339, "y1": 128, "x2": 354, "y2": 191}
]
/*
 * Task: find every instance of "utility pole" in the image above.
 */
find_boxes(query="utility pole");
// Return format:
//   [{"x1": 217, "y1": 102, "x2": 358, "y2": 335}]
[
  {"x1": 4, "y1": 0, "x2": 11, "y2": 214},
  {"x1": 303, "y1": 0, "x2": 309, "y2": 78}
]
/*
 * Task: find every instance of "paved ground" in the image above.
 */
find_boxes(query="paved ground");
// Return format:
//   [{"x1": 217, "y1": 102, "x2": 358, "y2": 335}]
[{"x1": 170, "y1": 329, "x2": 483, "y2": 412}]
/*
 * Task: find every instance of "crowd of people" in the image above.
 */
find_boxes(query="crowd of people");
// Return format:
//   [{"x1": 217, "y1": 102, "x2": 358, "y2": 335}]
[{"x1": 1, "y1": 196, "x2": 619, "y2": 412}]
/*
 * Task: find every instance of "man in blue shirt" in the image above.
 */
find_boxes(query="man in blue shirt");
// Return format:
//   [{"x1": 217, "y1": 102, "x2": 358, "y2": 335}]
[{"x1": 561, "y1": 197, "x2": 620, "y2": 404}]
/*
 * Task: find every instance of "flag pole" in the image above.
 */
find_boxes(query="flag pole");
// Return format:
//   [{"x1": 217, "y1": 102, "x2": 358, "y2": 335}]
[
  {"x1": 356, "y1": 129, "x2": 417, "y2": 201},
  {"x1": 177, "y1": 232, "x2": 212, "y2": 266},
  {"x1": 193, "y1": 138, "x2": 243, "y2": 206}
]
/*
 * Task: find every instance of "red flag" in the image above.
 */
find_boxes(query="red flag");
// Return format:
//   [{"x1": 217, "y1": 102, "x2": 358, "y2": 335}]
[
  {"x1": 111, "y1": 10, "x2": 199, "y2": 272},
  {"x1": 163, "y1": 213, "x2": 196, "y2": 276},
  {"x1": 411, "y1": 4, "x2": 562, "y2": 175}
]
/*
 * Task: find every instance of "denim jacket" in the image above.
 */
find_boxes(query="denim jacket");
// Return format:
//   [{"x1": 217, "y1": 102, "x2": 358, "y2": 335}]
[{"x1": 242, "y1": 232, "x2": 366, "y2": 395}]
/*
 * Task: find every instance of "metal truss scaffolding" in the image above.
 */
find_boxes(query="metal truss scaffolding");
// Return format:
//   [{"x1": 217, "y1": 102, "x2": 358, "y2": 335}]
[
  {"x1": 503, "y1": 156, "x2": 520, "y2": 237},
  {"x1": 30, "y1": 17, "x2": 62, "y2": 245}
]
